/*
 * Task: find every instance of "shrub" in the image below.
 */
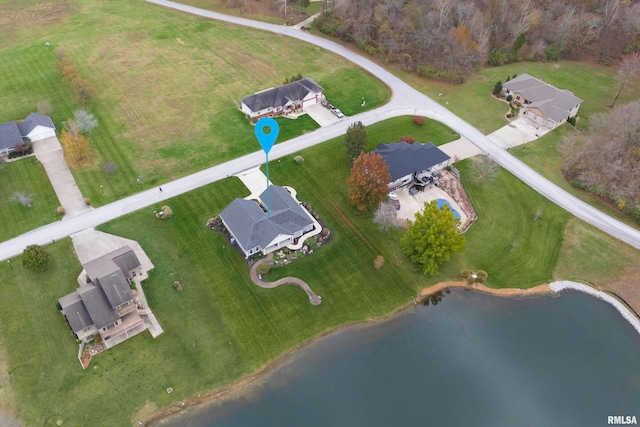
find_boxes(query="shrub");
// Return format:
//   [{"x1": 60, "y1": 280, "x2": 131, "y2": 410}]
[
  {"x1": 294, "y1": 155, "x2": 304, "y2": 164},
  {"x1": 57, "y1": 206, "x2": 65, "y2": 215},
  {"x1": 373, "y1": 255, "x2": 385, "y2": 270},
  {"x1": 476, "y1": 270, "x2": 488, "y2": 283},
  {"x1": 413, "y1": 116, "x2": 424, "y2": 126},
  {"x1": 460, "y1": 269, "x2": 471, "y2": 280},
  {"x1": 22, "y1": 244, "x2": 50, "y2": 271},
  {"x1": 492, "y1": 81, "x2": 503, "y2": 95},
  {"x1": 399, "y1": 135, "x2": 415, "y2": 143},
  {"x1": 506, "y1": 94, "x2": 513, "y2": 102},
  {"x1": 321, "y1": 227, "x2": 330, "y2": 237},
  {"x1": 84, "y1": 198, "x2": 91, "y2": 206},
  {"x1": 256, "y1": 263, "x2": 271, "y2": 275}
]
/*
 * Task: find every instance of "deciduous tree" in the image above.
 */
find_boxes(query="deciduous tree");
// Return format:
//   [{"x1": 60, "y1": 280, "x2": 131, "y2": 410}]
[
  {"x1": 611, "y1": 52, "x2": 640, "y2": 108},
  {"x1": 400, "y1": 200, "x2": 465, "y2": 275},
  {"x1": 73, "y1": 109, "x2": 98, "y2": 134},
  {"x1": 469, "y1": 155, "x2": 499, "y2": 184},
  {"x1": 347, "y1": 152, "x2": 391, "y2": 212},
  {"x1": 22, "y1": 244, "x2": 50, "y2": 271},
  {"x1": 345, "y1": 121, "x2": 368, "y2": 160}
]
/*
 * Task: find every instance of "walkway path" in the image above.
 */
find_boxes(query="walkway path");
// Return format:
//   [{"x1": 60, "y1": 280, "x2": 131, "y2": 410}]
[
  {"x1": 32, "y1": 136, "x2": 92, "y2": 218},
  {"x1": 250, "y1": 253, "x2": 321, "y2": 305}
]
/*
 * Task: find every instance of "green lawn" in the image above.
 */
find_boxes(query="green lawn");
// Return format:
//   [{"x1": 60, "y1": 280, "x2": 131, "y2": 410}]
[
  {"x1": 0, "y1": 157, "x2": 60, "y2": 239},
  {"x1": 0, "y1": 0, "x2": 389, "y2": 205},
  {"x1": 3, "y1": 117, "x2": 640, "y2": 425},
  {"x1": 391, "y1": 61, "x2": 640, "y2": 134}
]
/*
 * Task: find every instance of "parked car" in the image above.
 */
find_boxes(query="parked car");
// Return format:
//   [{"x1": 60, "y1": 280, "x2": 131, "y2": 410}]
[{"x1": 331, "y1": 108, "x2": 344, "y2": 118}]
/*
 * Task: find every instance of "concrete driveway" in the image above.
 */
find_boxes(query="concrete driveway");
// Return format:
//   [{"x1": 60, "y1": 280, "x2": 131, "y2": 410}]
[
  {"x1": 305, "y1": 103, "x2": 342, "y2": 127},
  {"x1": 32, "y1": 136, "x2": 93, "y2": 218},
  {"x1": 439, "y1": 137, "x2": 484, "y2": 161},
  {"x1": 487, "y1": 117, "x2": 552, "y2": 149}
]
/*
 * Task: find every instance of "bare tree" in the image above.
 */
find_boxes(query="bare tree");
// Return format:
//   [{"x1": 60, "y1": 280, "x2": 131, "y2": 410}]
[
  {"x1": 11, "y1": 192, "x2": 35, "y2": 208},
  {"x1": 374, "y1": 201, "x2": 399, "y2": 232},
  {"x1": 434, "y1": 0, "x2": 454, "y2": 29},
  {"x1": 611, "y1": 52, "x2": 640, "y2": 108},
  {"x1": 101, "y1": 162, "x2": 118, "y2": 175},
  {"x1": 470, "y1": 155, "x2": 498, "y2": 184},
  {"x1": 73, "y1": 109, "x2": 98, "y2": 134}
]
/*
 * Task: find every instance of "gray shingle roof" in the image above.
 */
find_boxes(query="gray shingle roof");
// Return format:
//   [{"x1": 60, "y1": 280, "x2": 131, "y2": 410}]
[
  {"x1": 220, "y1": 185, "x2": 313, "y2": 254},
  {"x1": 0, "y1": 122, "x2": 23, "y2": 151},
  {"x1": 77, "y1": 284, "x2": 120, "y2": 330},
  {"x1": 58, "y1": 291, "x2": 93, "y2": 333},
  {"x1": 503, "y1": 74, "x2": 583, "y2": 122},
  {"x1": 84, "y1": 246, "x2": 137, "y2": 308},
  {"x1": 241, "y1": 78, "x2": 323, "y2": 113},
  {"x1": 373, "y1": 142, "x2": 450, "y2": 182},
  {"x1": 17, "y1": 113, "x2": 55, "y2": 135}
]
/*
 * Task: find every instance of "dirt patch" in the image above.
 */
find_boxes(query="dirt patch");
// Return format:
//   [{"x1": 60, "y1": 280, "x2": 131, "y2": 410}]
[{"x1": 0, "y1": 1, "x2": 73, "y2": 48}]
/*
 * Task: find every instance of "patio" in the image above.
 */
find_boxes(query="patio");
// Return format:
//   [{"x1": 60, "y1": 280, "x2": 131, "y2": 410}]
[{"x1": 391, "y1": 183, "x2": 468, "y2": 226}]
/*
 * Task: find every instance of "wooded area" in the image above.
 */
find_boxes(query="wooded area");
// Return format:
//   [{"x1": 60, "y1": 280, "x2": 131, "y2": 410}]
[{"x1": 315, "y1": 0, "x2": 640, "y2": 82}]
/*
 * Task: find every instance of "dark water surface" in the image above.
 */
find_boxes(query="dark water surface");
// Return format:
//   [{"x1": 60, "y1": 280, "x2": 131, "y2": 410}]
[{"x1": 163, "y1": 290, "x2": 640, "y2": 427}]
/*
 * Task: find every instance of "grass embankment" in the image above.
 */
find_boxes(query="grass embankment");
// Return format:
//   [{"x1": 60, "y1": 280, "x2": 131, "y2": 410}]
[
  {"x1": 0, "y1": 0, "x2": 388, "y2": 205},
  {"x1": 0, "y1": 158, "x2": 60, "y2": 239},
  {"x1": 2, "y1": 117, "x2": 640, "y2": 426}
]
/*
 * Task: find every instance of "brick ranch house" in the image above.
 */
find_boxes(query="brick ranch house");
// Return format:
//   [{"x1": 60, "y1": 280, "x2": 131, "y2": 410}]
[
  {"x1": 58, "y1": 246, "x2": 146, "y2": 349},
  {"x1": 502, "y1": 74, "x2": 583, "y2": 129},
  {"x1": 0, "y1": 112, "x2": 56, "y2": 156},
  {"x1": 220, "y1": 185, "x2": 315, "y2": 258},
  {"x1": 373, "y1": 142, "x2": 451, "y2": 190},
  {"x1": 240, "y1": 77, "x2": 324, "y2": 120}
]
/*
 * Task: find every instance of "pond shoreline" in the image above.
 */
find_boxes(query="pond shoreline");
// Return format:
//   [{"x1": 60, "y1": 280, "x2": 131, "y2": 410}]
[
  {"x1": 145, "y1": 280, "x2": 640, "y2": 426},
  {"x1": 144, "y1": 281, "x2": 554, "y2": 425}
]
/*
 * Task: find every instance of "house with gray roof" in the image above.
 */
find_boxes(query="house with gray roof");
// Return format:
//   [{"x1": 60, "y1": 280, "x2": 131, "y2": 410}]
[
  {"x1": 58, "y1": 246, "x2": 146, "y2": 348},
  {"x1": 0, "y1": 112, "x2": 56, "y2": 156},
  {"x1": 241, "y1": 78, "x2": 324, "y2": 120},
  {"x1": 220, "y1": 185, "x2": 315, "y2": 258},
  {"x1": 502, "y1": 74, "x2": 582, "y2": 129},
  {"x1": 373, "y1": 142, "x2": 451, "y2": 189}
]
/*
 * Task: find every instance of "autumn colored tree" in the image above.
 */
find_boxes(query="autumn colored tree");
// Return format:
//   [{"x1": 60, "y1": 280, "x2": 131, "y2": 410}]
[
  {"x1": 59, "y1": 120, "x2": 91, "y2": 167},
  {"x1": 347, "y1": 152, "x2": 390, "y2": 212},
  {"x1": 344, "y1": 121, "x2": 368, "y2": 160},
  {"x1": 400, "y1": 200, "x2": 465, "y2": 275},
  {"x1": 22, "y1": 244, "x2": 50, "y2": 271}
]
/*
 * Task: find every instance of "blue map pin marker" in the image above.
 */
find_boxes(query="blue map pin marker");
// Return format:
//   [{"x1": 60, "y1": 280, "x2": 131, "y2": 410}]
[{"x1": 254, "y1": 118, "x2": 279, "y2": 155}]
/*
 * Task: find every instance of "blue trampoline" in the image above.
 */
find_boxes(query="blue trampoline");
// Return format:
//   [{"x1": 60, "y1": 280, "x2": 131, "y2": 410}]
[{"x1": 436, "y1": 198, "x2": 461, "y2": 219}]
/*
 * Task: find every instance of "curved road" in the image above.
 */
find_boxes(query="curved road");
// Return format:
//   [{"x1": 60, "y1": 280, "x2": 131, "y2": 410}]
[{"x1": 0, "y1": 0, "x2": 638, "y2": 262}]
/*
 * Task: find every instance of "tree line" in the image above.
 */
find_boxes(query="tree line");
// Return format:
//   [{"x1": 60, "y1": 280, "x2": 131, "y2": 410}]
[{"x1": 314, "y1": 0, "x2": 640, "y2": 82}]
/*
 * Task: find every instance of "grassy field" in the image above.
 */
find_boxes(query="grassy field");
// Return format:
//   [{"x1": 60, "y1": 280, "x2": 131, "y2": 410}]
[
  {"x1": 390, "y1": 61, "x2": 640, "y2": 134},
  {"x1": 2, "y1": 117, "x2": 640, "y2": 426},
  {"x1": 0, "y1": 157, "x2": 60, "y2": 239},
  {"x1": 0, "y1": 0, "x2": 388, "y2": 204}
]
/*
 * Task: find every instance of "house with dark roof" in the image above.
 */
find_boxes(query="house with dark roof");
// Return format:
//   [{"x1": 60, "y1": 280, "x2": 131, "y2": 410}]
[
  {"x1": 502, "y1": 74, "x2": 582, "y2": 129},
  {"x1": 58, "y1": 246, "x2": 146, "y2": 348},
  {"x1": 373, "y1": 142, "x2": 451, "y2": 189},
  {"x1": 0, "y1": 112, "x2": 56, "y2": 156},
  {"x1": 240, "y1": 78, "x2": 324, "y2": 120},
  {"x1": 220, "y1": 185, "x2": 315, "y2": 258}
]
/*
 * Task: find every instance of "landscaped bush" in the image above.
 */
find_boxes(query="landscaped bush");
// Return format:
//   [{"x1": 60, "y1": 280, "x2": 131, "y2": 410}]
[
  {"x1": 476, "y1": 270, "x2": 488, "y2": 283},
  {"x1": 294, "y1": 155, "x2": 304, "y2": 164},
  {"x1": 506, "y1": 94, "x2": 513, "y2": 102},
  {"x1": 56, "y1": 206, "x2": 65, "y2": 215},
  {"x1": 22, "y1": 244, "x2": 50, "y2": 271},
  {"x1": 413, "y1": 116, "x2": 424, "y2": 126},
  {"x1": 399, "y1": 135, "x2": 415, "y2": 143},
  {"x1": 256, "y1": 262, "x2": 271, "y2": 275},
  {"x1": 373, "y1": 255, "x2": 385, "y2": 270},
  {"x1": 84, "y1": 198, "x2": 91, "y2": 206}
]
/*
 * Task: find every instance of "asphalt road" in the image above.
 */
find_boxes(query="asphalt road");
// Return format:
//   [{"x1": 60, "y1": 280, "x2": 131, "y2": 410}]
[{"x1": 0, "y1": 0, "x2": 638, "y2": 262}]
